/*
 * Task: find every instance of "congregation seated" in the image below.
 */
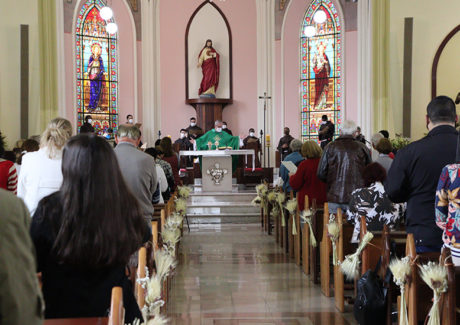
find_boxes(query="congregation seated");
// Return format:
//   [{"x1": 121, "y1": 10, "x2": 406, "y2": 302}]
[
  {"x1": 289, "y1": 140, "x2": 327, "y2": 211},
  {"x1": 386, "y1": 96, "x2": 458, "y2": 253},
  {"x1": 317, "y1": 120, "x2": 371, "y2": 213},
  {"x1": 15, "y1": 138, "x2": 40, "y2": 174},
  {"x1": 145, "y1": 147, "x2": 169, "y2": 204},
  {"x1": 0, "y1": 188, "x2": 43, "y2": 324},
  {"x1": 346, "y1": 162, "x2": 405, "y2": 242},
  {"x1": 18, "y1": 118, "x2": 72, "y2": 214},
  {"x1": 160, "y1": 137, "x2": 181, "y2": 187},
  {"x1": 154, "y1": 146, "x2": 175, "y2": 195},
  {"x1": 279, "y1": 139, "x2": 303, "y2": 193},
  {"x1": 30, "y1": 134, "x2": 149, "y2": 323},
  {"x1": 114, "y1": 124, "x2": 158, "y2": 223}
]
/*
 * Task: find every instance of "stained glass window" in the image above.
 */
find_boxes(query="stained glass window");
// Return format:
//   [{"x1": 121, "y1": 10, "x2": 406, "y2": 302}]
[
  {"x1": 76, "y1": 0, "x2": 118, "y2": 134},
  {"x1": 300, "y1": 0, "x2": 342, "y2": 141}
]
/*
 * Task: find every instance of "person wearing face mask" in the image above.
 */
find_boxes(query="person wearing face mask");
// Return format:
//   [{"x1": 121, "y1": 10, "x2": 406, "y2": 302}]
[
  {"x1": 174, "y1": 129, "x2": 193, "y2": 167},
  {"x1": 192, "y1": 120, "x2": 240, "y2": 170},
  {"x1": 277, "y1": 127, "x2": 294, "y2": 161},
  {"x1": 185, "y1": 117, "x2": 204, "y2": 140},
  {"x1": 80, "y1": 115, "x2": 95, "y2": 134},
  {"x1": 222, "y1": 122, "x2": 233, "y2": 135},
  {"x1": 243, "y1": 128, "x2": 260, "y2": 147},
  {"x1": 126, "y1": 114, "x2": 134, "y2": 125}
]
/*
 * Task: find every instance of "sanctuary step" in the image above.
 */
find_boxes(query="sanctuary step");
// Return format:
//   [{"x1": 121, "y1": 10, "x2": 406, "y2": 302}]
[{"x1": 186, "y1": 185, "x2": 260, "y2": 224}]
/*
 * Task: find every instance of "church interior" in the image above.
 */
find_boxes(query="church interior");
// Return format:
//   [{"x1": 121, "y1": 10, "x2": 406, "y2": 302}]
[{"x1": 2, "y1": 0, "x2": 460, "y2": 324}]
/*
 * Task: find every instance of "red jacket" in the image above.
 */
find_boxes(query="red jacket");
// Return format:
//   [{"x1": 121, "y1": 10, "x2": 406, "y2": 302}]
[
  {"x1": 289, "y1": 158, "x2": 327, "y2": 211},
  {"x1": 0, "y1": 160, "x2": 18, "y2": 194}
]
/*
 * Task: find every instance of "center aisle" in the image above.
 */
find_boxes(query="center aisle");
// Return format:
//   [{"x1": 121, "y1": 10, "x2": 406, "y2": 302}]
[{"x1": 167, "y1": 224, "x2": 356, "y2": 324}]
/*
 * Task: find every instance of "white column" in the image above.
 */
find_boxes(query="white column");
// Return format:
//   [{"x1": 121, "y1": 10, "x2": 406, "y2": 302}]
[
  {"x1": 357, "y1": 0, "x2": 373, "y2": 141},
  {"x1": 256, "y1": 0, "x2": 276, "y2": 167},
  {"x1": 141, "y1": 0, "x2": 161, "y2": 146},
  {"x1": 55, "y1": 0, "x2": 66, "y2": 118}
]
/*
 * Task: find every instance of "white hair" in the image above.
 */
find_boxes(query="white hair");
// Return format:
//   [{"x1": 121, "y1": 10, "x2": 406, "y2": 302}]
[
  {"x1": 117, "y1": 124, "x2": 141, "y2": 140},
  {"x1": 214, "y1": 120, "x2": 222, "y2": 126},
  {"x1": 370, "y1": 133, "x2": 384, "y2": 147},
  {"x1": 340, "y1": 120, "x2": 357, "y2": 135}
]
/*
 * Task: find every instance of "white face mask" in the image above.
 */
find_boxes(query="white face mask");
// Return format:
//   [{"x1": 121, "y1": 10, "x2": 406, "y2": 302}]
[
  {"x1": 180, "y1": 133, "x2": 186, "y2": 139},
  {"x1": 128, "y1": 119, "x2": 134, "y2": 124},
  {"x1": 249, "y1": 132, "x2": 255, "y2": 137},
  {"x1": 190, "y1": 122, "x2": 196, "y2": 127},
  {"x1": 222, "y1": 125, "x2": 227, "y2": 129},
  {"x1": 216, "y1": 127, "x2": 222, "y2": 133},
  {"x1": 88, "y1": 119, "x2": 92, "y2": 124}
]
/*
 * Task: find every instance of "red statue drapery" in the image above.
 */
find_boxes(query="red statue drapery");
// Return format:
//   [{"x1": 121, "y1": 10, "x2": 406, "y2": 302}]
[
  {"x1": 313, "y1": 52, "x2": 330, "y2": 107},
  {"x1": 198, "y1": 47, "x2": 220, "y2": 96}
]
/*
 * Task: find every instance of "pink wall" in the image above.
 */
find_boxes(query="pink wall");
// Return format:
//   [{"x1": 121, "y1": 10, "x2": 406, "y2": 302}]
[
  {"x1": 281, "y1": 0, "x2": 358, "y2": 139},
  {"x1": 159, "y1": 0, "x2": 257, "y2": 138},
  {"x1": 64, "y1": 0, "x2": 137, "y2": 129}
]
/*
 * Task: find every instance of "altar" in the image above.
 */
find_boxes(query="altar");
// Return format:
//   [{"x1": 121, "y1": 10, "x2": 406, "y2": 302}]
[{"x1": 179, "y1": 149, "x2": 255, "y2": 192}]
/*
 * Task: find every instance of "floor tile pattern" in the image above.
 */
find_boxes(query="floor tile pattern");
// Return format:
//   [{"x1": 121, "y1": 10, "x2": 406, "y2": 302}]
[{"x1": 167, "y1": 224, "x2": 356, "y2": 324}]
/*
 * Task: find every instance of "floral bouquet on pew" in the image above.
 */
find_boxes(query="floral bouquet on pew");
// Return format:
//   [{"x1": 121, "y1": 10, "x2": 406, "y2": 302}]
[
  {"x1": 300, "y1": 208, "x2": 317, "y2": 247},
  {"x1": 285, "y1": 199, "x2": 298, "y2": 235},
  {"x1": 177, "y1": 185, "x2": 191, "y2": 199}
]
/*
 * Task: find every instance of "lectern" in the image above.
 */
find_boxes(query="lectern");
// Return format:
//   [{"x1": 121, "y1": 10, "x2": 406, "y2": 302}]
[{"x1": 186, "y1": 98, "x2": 233, "y2": 132}]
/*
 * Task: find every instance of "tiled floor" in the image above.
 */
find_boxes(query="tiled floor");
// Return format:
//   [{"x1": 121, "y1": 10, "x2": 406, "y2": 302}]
[{"x1": 167, "y1": 224, "x2": 356, "y2": 324}]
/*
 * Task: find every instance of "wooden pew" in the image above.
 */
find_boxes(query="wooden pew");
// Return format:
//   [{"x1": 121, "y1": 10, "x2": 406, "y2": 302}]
[
  {"x1": 294, "y1": 198, "x2": 301, "y2": 266},
  {"x1": 333, "y1": 209, "x2": 355, "y2": 312},
  {"x1": 440, "y1": 246, "x2": 457, "y2": 325},
  {"x1": 405, "y1": 233, "x2": 441, "y2": 325},
  {"x1": 44, "y1": 287, "x2": 123, "y2": 325},
  {"x1": 320, "y1": 203, "x2": 331, "y2": 297},
  {"x1": 309, "y1": 200, "x2": 324, "y2": 283}
]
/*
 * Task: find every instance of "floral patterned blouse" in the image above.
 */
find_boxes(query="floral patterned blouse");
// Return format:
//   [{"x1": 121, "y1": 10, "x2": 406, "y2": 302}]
[
  {"x1": 346, "y1": 182, "x2": 405, "y2": 242},
  {"x1": 435, "y1": 164, "x2": 460, "y2": 247}
]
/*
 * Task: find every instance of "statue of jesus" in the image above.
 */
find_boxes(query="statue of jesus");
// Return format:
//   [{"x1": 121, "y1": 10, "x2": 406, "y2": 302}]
[{"x1": 197, "y1": 39, "x2": 220, "y2": 98}]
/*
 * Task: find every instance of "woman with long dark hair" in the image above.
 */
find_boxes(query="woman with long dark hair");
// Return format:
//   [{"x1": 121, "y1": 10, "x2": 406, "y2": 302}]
[{"x1": 30, "y1": 134, "x2": 150, "y2": 322}]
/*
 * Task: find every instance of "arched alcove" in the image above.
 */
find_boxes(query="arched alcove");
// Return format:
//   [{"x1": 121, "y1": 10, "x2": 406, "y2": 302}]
[
  {"x1": 431, "y1": 25, "x2": 460, "y2": 103},
  {"x1": 185, "y1": 1, "x2": 232, "y2": 100}
]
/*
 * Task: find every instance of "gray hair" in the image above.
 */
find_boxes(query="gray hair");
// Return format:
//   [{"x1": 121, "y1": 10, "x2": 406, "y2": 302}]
[
  {"x1": 117, "y1": 124, "x2": 141, "y2": 140},
  {"x1": 340, "y1": 120, "x2": 357, "y2": 135},
  {"x1": 370, "y1": 133, "x2": 384, "y2": 147},
  {"x1": 214, "y1": 120, "x2": 222, "y2": 126},
  {"x1": 289, "y1": 139, "x2": 303, "y2": 152}
]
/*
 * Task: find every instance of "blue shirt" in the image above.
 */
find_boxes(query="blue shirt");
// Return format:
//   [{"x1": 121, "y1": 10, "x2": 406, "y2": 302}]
[{"x1": 279, "y1": 151, "x2": 304, "y2": 193}]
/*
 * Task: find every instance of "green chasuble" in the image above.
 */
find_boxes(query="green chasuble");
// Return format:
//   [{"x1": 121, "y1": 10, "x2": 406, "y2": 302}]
[{"x1": 196, "y1": 129, "x2": 240, "y2": 171}]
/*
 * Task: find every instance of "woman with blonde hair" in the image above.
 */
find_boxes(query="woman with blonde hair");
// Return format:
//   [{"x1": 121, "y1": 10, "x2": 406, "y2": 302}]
[
  {"x1": 18, "y1": 118, "x2": 72, "y2": 214},
  {"x1": 289, "y1": 140, "x2": 327, "y2": 211}
]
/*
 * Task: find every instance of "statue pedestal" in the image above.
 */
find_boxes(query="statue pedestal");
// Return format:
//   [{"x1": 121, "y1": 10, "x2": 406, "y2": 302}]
[{"x1": 186, "y1": 98, "x2": 233, "y2": 132}]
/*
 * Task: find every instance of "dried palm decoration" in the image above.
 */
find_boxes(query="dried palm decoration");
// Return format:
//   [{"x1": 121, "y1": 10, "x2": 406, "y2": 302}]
[
  {"x1": 146, "y1": 316, "x2": 169, "y2": 325},
  {"x1": 340, "y1": 232, "x2": 374, "y2": 280},
  {"x1": 419, "y1": 261, "x2": 448, "y2": 325},
  {"x1": 276, "y1": 192, "x2": 286, "y2": 227},
  {"x1": 174, "y1": 198, "x2": 187, "y2": 215},
  {"x1": 166, "y1": 212, "x2": 184, "y2": 229},
  {"x1": 267, "y1": 191, "x2": 277, "y2": 204},
  {"x1": 154, "y1": 249, "x2": 177, "y2": 281},
  {"x1": 389, "y1": 256, "x2": 411, "y2": 325},
  {"x1": 136, "y1": 269, "x2": 164, "y2": 319},
  {"x1": 285, "y1": 199, "x2": 298, "y2": 235},
  {"x1": 177, "y1": 185, "x2": 191, "y2": 199},
  {"x1": 327, "y1": 214, "x2": 340, "y2": 265},
  {"x1": 161, "y1": 225, "x2": 181, "y2": 256},
  {"x1": 300, "y1": 209, "x2": 317, "y2": 247},
  {"x1": 251, "y1": 196, "x2": 262, "y2": 206},
  {"x1": 255, "y1": 183, "x2": 269, "y2": 215}
]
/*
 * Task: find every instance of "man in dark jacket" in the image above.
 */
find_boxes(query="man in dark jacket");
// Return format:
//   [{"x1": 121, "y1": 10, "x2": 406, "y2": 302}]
[
  {"x1": 317, "y1": 120, "x2": 371, "y2": 213},
  {"x1": 277, "y1": 127, "x2": 294, "y2": 161},
  {"x1": 318, "y1": 115, "x2": 334, "y2": 149},
  {"x1": 385, "y1": 96, "x2": 458, "y2": 253},
  {"x1": 80, "y1": 115, "x2": 95, "y2": 133}
]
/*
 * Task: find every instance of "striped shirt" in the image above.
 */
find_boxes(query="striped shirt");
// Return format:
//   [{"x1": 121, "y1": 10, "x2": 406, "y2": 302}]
[{"x1": 0, "y1": 159, "x2": 18, "y2": 194}]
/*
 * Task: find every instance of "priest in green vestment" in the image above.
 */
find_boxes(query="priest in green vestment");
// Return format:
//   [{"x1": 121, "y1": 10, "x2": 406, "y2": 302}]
[{"x1": 193, "y1": 120, "x2": 240, "y2": 170}]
